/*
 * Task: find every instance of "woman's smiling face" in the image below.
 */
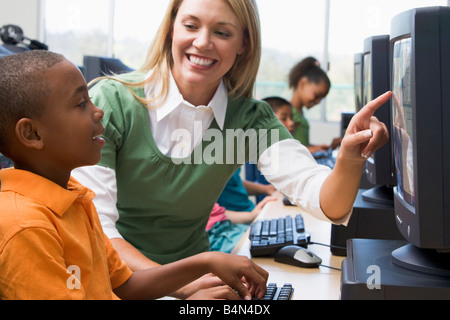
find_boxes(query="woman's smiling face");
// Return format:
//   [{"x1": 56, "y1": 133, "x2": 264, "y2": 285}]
[{"x1": 171, "y1": 0, "x2": 246, "y2": 100}]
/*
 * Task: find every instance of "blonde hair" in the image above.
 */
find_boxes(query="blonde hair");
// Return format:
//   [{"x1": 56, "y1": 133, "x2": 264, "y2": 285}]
[{"x1": 93, "y1": 0, "x2": 261, "y2": 107}]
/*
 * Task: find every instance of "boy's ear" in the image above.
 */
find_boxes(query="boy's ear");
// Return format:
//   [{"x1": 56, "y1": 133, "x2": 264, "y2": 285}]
[{"x1": 15, "y1": 118, "x2": 44, "y2": 150}]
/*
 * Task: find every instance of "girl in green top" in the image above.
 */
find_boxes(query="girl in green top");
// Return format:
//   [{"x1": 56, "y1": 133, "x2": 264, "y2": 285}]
[
  {"x1": 74, "y1": 0, "x2": 391, "y2": 299},
  {"x1": 289, "y1": 57, "x2": 342, "y2": 153}
]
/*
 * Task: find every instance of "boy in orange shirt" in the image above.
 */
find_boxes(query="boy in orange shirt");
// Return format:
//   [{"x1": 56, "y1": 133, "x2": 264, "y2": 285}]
[{"x1": 0, "y1": 50, "x2": 267, "y2": 300}]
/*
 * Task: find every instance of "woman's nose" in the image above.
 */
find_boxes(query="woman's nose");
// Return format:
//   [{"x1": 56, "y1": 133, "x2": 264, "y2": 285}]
[{"x1": 193, "y1": 29, "x2": 213, "y2": 50}]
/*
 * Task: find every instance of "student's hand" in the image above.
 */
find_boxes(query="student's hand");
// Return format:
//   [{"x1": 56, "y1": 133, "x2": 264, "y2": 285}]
[
  {"x1": 186, "y1": 285, "x2": 241, "y2": 300},
  {"x1": 248, "y1": 196, "x2": 276, "y2": 221},
  {"x1": 330, "y1": 137, "x2": 342, "y2": 150},
  {"x1": 172, "y1": 273, "x2": 226, "y2": 299},
  {"x1": 340, "y1": 91, "x2": 391, "y2": 161},
  {"x1": 307, "y1": 144, "x2": 330, "y2": 153},
  {"x1": 205, "y1": 252, "x2": 268, "y2": 300}
]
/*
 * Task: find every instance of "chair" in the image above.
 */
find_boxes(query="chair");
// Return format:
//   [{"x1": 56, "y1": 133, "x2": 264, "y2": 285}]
[{"x1": 83, "y1": 55, "x2": 134, "y2": 82}]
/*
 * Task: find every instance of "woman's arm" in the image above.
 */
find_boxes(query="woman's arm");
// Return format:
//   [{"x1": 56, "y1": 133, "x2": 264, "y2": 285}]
[
  {"x1": 259, "y1": 92, "x2": 391, "y2": 223},
  {"x1": 319, "y1": 91, "x2": 391, "y2": 220}
]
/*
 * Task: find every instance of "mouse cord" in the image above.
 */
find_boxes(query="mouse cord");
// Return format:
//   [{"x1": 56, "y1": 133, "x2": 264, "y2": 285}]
[
  {"x1": 308, "y1": 241, "x2": 345, "y2": 271},
  {"x1": 319, "y1": 264, "x2": 341, "y2": 271}
]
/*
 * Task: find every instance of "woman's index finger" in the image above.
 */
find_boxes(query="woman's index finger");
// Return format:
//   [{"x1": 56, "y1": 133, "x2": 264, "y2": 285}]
[{"x1": 358, "y1": 91, "x2": 392, "y2": 119}]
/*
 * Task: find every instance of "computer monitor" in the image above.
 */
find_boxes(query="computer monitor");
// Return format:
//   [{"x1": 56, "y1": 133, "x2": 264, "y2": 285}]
[
  {"x1": 360, "y1": 35, "x2": 396, "y2": 205},
  {"x1": 390, "y1": 6, "x2": 450, "y2": 276},
  {"x1": 354, "y1": 53, "x2": 364, "y2": 112},
  {"x1": 83, "y1": 55, "x2": 134, "y2": 83},
  {"x1": 339, "y1": 53, "x2": 361, "y2": 138}
]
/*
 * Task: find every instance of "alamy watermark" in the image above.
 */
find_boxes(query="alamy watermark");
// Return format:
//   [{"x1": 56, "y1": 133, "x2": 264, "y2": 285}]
[
  {"x1": 169, "y1": 122, "x2": 281, "y2": 174},
  {"x1": 67, "y1": 265, "x2": 81, "y2": 290},
  {"x1": 367, "y1": 265, "x2": 381, "y2": 290}
]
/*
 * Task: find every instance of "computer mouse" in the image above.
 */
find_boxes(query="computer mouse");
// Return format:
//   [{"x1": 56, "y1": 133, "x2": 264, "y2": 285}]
[{"x1": 274, "y1": 245, "x2": 322, "y2": 268}]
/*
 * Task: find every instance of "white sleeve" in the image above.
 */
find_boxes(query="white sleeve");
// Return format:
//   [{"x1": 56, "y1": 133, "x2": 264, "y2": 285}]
[
  {"x1": 258, "y1": 139, "x2": 351, "y2": 225},
  {"x1": 72, "y1": 165, "x2": 124, "y2": 239}
]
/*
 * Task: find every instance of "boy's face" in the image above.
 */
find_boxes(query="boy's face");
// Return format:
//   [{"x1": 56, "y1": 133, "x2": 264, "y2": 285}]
[
  {"x1": 35, "y1": 60, "x2": 105, "y2": 172},
  {"x1": 275, "y1": 105, "x2": 294, "y2": 134}
]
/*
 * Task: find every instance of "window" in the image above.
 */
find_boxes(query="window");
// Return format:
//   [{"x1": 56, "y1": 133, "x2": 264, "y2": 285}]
[
  {"x1": 43, "y1": 0, "x2": 327, "y2": 99},
  {"x1": 42, "y1": 0, "x2": 448, "y2": 123},
  {"x1": 43, "y1": 0, "x2": 112, "y2": 66}
]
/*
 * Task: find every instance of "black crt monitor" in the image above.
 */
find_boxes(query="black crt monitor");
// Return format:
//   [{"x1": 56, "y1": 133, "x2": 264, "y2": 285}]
[
  {"x1": 354, "y1": 53, "x2": 364, "y2": 112},
  {"x1": 83, "y1": 55, "x2": 134, "y2": 83},
  {"x1": 390, "y1": 6, "x2": 450, "y2": 276},
  {"x1": 361, "y1": 35, "x2": 396, "y2": 205},
  {"x1": 339, "y1": 53, "x2": 362, "y2": 137}
]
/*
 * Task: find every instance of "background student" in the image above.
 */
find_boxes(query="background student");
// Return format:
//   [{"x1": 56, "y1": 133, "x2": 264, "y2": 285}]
[
  {"x1": 245, "y1": 96, "x2": 294, "y2": 202},
  {"x1": 288, "y1": 56, "x2": 342, "y2": 154}
]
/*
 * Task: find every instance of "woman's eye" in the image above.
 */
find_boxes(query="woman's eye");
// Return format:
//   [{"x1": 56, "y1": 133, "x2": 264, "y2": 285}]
[
  {"x1": 184, "y1": 23, "x2": 197, "y2": 30},
  {"x1": 216, "y1": 30, "x2": 230, "y2": 38}
]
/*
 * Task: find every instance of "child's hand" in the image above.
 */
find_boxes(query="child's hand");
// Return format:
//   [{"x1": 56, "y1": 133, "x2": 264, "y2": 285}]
[
  {"x1": 248, "y1": 196, "x2": 276, "y2": 221},
  {"x1": 186, "y1": 285, "x2": 242, "y2": 300},
  {"x1": 340, "y1": 91, "x2": 392, "y2": 161},
  {"x1": 204, "y1": 252, "x2": 268, "y2": 300}
]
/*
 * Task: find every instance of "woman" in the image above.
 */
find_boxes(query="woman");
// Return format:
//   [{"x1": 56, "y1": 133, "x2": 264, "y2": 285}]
[{"x1": 73, "y1": 0, "x2": 390, "y2": 297}]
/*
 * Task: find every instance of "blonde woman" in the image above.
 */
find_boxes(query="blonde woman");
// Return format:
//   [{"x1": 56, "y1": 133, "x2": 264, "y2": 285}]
[{"x1": 74, "y1": 0, "x2": 390, "y2": 299}]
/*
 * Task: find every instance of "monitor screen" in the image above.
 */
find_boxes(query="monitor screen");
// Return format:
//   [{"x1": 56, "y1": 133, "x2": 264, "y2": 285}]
[
  {"x1": 353, "y1": 53, "x2": 363, "y2": 112},
  {"x1": 362, "y1": 53, "x2": 372, "y2": 106},
  {"x1": 392, "y1": 38, "x2": 415, "y2": 208}
]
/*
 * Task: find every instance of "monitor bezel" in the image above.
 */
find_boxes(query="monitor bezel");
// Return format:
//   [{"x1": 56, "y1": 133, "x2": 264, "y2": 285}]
[{"x1": 390, "y1": 6, "x2": 449, "y2": 249}]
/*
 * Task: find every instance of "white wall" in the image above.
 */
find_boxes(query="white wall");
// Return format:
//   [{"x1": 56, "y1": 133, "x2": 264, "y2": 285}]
[
  {"x1": 309, "y1": 121, "x2": 341, "y2": 145},
  {"x1": 0, "y1": 0, "x2": 41, "y2": 40}
]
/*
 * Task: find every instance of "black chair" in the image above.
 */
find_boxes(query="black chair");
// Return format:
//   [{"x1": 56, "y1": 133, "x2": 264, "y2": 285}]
[{"x1": 83, "y1": 55, "x2": 134, "y2": 83}]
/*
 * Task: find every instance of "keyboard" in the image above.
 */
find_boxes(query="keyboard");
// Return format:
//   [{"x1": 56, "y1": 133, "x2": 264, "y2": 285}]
[
  {"x1": 255, "y1": 283, "x2": 294, "y2": 300},
  {"x1": 249, "y1": 214, "x2": 311, "y2": 256}
]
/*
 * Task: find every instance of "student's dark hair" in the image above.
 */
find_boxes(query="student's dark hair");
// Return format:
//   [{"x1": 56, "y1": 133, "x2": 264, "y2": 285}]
[
  {"x1": 288, "y1": 56, "x2": 330, "y2": 90},
  {"x1": 262, "y1": 96, "x2": 292, "y2": 113},
  {"x1": 0, "y1": 50, "x2": 65, "y2": 156}
]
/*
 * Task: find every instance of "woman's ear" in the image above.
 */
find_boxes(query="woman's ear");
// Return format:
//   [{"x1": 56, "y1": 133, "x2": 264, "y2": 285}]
[{"x1": 15, "y1": 118, "x2": 44, "y2": 150}]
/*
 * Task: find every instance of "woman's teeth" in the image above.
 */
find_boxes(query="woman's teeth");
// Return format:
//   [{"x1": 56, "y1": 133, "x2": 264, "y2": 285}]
[{"x1": 189, "y1": 55, "x2": 215, "y2": 66}]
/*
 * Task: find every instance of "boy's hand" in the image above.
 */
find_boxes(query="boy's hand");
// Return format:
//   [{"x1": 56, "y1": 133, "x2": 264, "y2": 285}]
[
  {"x1": 205, "y1": 252, "x2": 268, "y2": 300},
  {"x1": 186, "y1": 285, "x2": 241, "y2": 300},
  {"x1": 340, "y1": 91, "x2": 392, "y2": 161}
]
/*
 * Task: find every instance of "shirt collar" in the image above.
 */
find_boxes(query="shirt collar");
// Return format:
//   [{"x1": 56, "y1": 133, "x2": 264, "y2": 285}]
[
  {"x1": 145, "y1": 71, "x2": 228, "y2": 130},
  {"x1": 0, "y1": 168, "x2": 94, "y2": 217}
]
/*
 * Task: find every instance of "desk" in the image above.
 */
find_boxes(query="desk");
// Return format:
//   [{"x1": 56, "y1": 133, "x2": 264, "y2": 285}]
[{"x1": 232, "y1": 193, "x2": 344, "y2": 300}]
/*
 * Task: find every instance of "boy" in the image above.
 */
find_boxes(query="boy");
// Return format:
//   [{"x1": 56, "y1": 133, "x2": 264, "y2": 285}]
[
  {"x1": 0, "y1": 50, "x2": 267, "y2": 300},
  {"x1": 263, "y1": 97, "x2": 295, "y2": 135},
  {"x1": 245, "y1": 97, "x2": 295, "y2": 202}
]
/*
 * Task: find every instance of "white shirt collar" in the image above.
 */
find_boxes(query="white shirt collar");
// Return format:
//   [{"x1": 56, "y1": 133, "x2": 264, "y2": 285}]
[{"x1": 145, "y1": 71, "x2": 228, "y2": 130}]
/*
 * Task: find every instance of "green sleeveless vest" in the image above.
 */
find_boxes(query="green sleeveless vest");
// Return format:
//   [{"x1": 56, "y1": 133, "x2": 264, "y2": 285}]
[{"x1": 90, "y1": 73, "x2": 292, "y2": 264}]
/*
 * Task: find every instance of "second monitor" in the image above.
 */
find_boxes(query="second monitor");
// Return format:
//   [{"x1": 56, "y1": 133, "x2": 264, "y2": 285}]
[{"x1": 361, "y1": 34, "x2": 396, "y2": 205}]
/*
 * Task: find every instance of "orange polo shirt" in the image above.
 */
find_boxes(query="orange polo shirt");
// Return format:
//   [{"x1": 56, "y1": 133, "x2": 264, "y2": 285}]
[{"x1": 0, "y1": 168, "x2": 133, "y2": 300}]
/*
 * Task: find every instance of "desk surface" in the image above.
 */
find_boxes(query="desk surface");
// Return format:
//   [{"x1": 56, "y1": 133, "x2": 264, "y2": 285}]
[{"x1": 232, "y1": 193, "x2": 345, "y2": 300}]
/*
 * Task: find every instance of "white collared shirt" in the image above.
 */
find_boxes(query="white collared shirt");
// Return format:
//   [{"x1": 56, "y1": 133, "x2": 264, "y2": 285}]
[
  {"x1": 146, "y1": 73, "x2": 227, "y2": 158},
  {"x1": 73, "y1": 74, "x2": 350, "y2": 240}
]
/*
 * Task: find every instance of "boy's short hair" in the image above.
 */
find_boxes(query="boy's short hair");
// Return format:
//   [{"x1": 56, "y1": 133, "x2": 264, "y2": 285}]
[
  {"x1": 0, "y1": 50, "x2": 65, "y2": 157},
  {"x1": 262, "y1": 96, "x2": 292, "y2": 113}
]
